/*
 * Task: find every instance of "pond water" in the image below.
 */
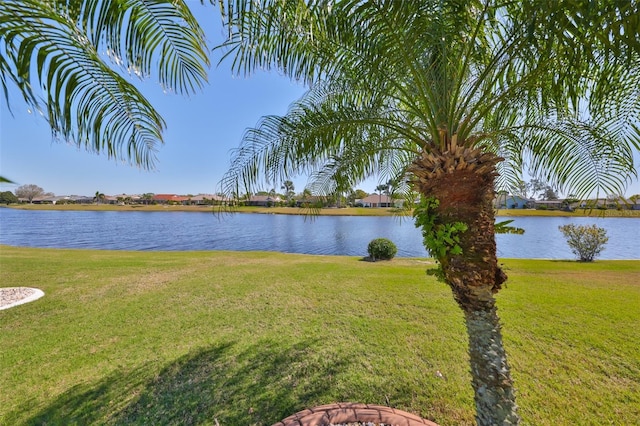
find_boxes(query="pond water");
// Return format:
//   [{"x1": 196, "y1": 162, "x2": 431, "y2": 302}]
[{"x1": 0, "y1": 208, "x2": 638, "y2": 259}]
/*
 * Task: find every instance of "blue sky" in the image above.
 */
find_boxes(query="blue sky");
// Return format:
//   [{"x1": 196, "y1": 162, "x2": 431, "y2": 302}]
[
  {"x1": 0, "y1": 5, "x2": 322, "y2": 197},
  {"x1": 1, "y1": 4, "x2": 639, "y2": 198}
]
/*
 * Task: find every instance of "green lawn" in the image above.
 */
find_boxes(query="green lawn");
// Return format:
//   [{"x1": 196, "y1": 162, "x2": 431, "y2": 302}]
[
  {"x1": 495, "y1": 208, "x2": 640, "y2": 217},
  {"x1": 1, "y1": 246, "x2": 638, "y2": 425}
]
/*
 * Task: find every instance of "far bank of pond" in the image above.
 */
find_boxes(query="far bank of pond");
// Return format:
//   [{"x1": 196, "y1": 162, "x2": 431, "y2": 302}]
[
  {"x1": 1, "y1": 208, "x2": 638, "y2": 259},
  {"x1": 6, "y1": 204, "x2": 640, "y2": 218}
]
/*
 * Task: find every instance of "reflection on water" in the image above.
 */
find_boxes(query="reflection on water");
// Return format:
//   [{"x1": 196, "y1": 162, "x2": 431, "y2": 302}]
[{"x1": 0, "y1": 208, "x2": 638, "y2": 259}]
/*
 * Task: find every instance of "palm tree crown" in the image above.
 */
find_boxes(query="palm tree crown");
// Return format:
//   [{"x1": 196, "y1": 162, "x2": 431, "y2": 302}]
[{"x1": 220, "y1": 0, "x2": 639, "y2": 199}]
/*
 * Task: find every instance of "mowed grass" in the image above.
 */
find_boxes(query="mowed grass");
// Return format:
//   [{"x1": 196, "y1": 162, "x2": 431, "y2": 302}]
[
  {"x1": 1, "y1": 246, "x2": 638, "y2": 425},
  {"x1": 495, "y1": 208, "x2": 640, "y2": 217}
]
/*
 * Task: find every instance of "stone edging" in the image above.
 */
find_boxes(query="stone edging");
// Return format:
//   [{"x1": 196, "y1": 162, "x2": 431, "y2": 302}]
[
  {"x1": 272, "y1": 402, "x2": 439, "y2": 426},
  {"x1": 0, "y1": 287, "x2": 45, "y2": 311}
]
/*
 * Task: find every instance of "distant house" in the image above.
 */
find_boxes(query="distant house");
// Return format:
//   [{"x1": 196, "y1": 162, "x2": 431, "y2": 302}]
[
  {"x1": 615, "y1": 197, "x2": 640, "y2": 210},
  {"x1": 26, "y1": 195, "x2": 93, "y2": 204},
  {"x1": 126, "y1": 194, "x2": 142, "y2": 204},
  {"x1": 69, "y1": 195, "x2": 93, "y2": 204},
  {"x1": 247, "y1": 195, "x2": 281, "y2": 206},
  {"x1": 359, "y1": 194, "x2": 401, "y2": 208},
  {"x1": 579, "y1": 198, "x2": 617, "y2": 209},
  {"x1": 188, "y1": 194, "x2": 227, "y2": 205},
  {"x1": 295, "y1": 195, "x2": 325, "y2": 207},
  {"x1": 532, "y1": 199, "x2": 563, "y2": 210},
  {"x1": 152, "y1": 194, "x2": 190, "y2": 205},
  {"x1": 30, "y1": 196, "x2": 60, "y2": 204},
  {"x1": 494, "y1": 194, "x2": 534, "y2": 209},
  {"x1": 58, "y1": 195, "x2": 94, "y2": 204}
]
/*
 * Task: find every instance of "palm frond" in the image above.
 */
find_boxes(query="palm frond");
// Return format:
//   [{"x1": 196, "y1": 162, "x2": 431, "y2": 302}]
[
  {"x1": 220, "y1": 78, "x2": 420, "y2": 197},
  {"x1": 73, "y1": 0, "x2": 209, "y2": 94},
  {"x1": 219, "y1": 0, "x2": 640, "y2": 200},
  {"x1": 511, "y1": 114, "x2": 639, "y2": 199},
  {"x1": 0, "y1": 0, "x2": 210, "y2": 168}
]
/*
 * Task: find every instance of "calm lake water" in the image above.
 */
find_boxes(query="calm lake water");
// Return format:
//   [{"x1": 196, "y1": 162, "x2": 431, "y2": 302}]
[{"x1": 0, "y1": 208, "x2": 638, "y2": 259}]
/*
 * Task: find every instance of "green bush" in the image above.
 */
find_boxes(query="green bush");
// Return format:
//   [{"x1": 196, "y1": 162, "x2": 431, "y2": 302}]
[
  {"x1": 558, "y1": 224, "x2": 608, "y2": 262},
  {"x1": 0, "y1": 191, "x2": 18, "y2": 204},
  {"x1": 367, "y1": 238, "x2": 398, "y2": 261}
]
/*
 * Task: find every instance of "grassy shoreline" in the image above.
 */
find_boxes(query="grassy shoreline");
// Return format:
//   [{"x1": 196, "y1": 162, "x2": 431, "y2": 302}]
[
  {"x1": 1, "y1": 245, "x2": 639, "y2": 425},
  {"x1": 4, "y1": 203, "x2": 640, "y2": 217}
]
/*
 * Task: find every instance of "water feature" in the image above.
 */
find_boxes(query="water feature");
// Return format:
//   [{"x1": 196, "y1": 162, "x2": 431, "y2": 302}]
[{"x1": 0, "y1": 208, "x2": 638, "y2": 259}]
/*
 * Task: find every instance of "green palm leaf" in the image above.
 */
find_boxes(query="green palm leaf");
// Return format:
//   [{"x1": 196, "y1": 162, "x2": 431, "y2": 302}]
[
  {"x1": 0, "y1": 0, "x2": 210, "y2": 168},
  {"x1": 220, "y1": 1, "x2": 640, "y2": 199}
]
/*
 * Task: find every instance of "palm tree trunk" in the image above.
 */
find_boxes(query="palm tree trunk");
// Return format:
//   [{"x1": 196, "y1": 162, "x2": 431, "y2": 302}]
[
  {"x1": 410, "y1": 144, "x2": 520, "y2": 425},
  {"x1": 465, "y1": 304, "x2": 519, "y2": 425}
]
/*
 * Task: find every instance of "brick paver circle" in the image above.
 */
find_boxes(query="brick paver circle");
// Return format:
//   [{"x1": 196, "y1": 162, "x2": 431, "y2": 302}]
[{"x1": 272, "y1": 402, "x2": 439, "y2": 426}]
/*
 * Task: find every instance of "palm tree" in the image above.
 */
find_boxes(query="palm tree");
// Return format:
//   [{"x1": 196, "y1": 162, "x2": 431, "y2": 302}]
[
  {"x1": 374, "y1": 183, "x2": 389, "y2": 208},
  {"x1": 219, "y1": 1, "x2": 640, "y2": 423},
  {"x1": 94, "y1": 191, "x2": 105, "y2": 205},
  {"x1": 1, "y1": 0, "x2": 210, "y2": 169},
  {"x1": 141, "y1": 193, "x2": 154, "y2": 205},
  {"x1": 281, "y1": 179, "x2": 295, "y2": 202}
]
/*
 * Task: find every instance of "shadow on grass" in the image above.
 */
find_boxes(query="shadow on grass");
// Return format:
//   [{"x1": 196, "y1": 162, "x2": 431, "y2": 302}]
[{"x1": 14, "y1": 339, "x2": 347, "y2": 425}]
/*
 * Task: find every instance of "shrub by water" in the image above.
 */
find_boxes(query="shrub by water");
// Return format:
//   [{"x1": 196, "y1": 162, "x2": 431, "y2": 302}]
[{"x1": 367, "y1": 238, "x2": 398, "y2": 261}]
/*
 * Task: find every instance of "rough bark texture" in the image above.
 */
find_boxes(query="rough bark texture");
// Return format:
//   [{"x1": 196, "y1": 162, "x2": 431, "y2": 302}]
[
  {"x1": 465, "y1": 307, "x2": 519, "y2": 425},
  {"x1": 410, "y1": 144, "x2": 520, "y2": 425},
  {"x1": 410, "y1": 145, "x2": 507, "y2": 310}
]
